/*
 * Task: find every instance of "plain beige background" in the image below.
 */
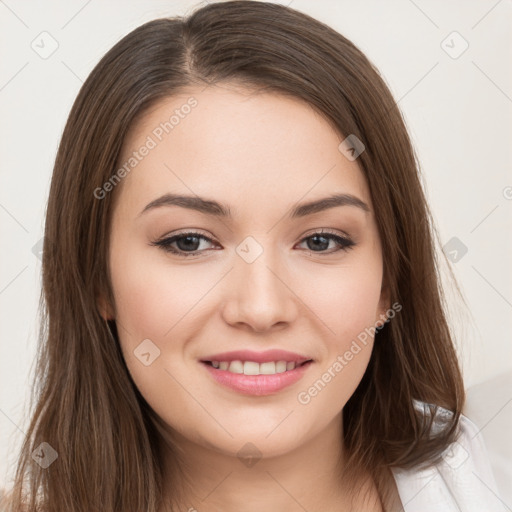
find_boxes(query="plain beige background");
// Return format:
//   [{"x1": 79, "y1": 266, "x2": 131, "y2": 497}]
[{"x1": 1, "y1": 0, "x2": 511, "y2": 506}]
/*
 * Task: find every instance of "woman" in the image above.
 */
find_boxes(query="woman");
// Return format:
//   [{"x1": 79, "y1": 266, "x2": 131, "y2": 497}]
[{"x1": 2, "y1": 1, "x2": 502, "y2": 511}]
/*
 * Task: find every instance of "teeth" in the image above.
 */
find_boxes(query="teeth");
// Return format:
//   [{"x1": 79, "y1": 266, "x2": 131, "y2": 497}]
[
  {"x1": 229, "y1": 360, "x2": 244, "y2": 374},
  {"x1": 259, "y1": 362, "x2": 276, "y2": 375},
  {"x1": 209, "y1": 359, "x2": 306, "y2": 375},
  {"x1": 275, "y1": 361, "x2": 287, "y2": 373},
  {"x1": 244, "y1": 361, "x2": 260, "y2": 375}
]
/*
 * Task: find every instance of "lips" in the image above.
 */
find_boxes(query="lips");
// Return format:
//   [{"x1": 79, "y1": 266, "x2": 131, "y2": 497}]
[{"x1": 199, "y1": 349, "x2": 314, "y2": 396}]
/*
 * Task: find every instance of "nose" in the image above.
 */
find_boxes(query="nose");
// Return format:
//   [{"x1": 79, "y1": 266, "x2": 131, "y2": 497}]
[{"x1": 220, "y1": 243, "x2": 299, "y2": 333}]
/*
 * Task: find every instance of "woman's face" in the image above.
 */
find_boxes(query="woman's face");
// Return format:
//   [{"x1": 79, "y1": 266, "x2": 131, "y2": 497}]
[{"x1": 103, "y1": 83, "x2": 389, "y2": 458}]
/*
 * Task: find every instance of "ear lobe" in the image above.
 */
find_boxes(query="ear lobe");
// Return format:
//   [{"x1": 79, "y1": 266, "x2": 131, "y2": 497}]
[{"x1": 97, "y1": 293, "x2": 114, "y2": 321}]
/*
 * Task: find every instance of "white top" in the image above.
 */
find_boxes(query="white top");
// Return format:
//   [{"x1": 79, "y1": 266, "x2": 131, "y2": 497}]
[{"x1": 392, "y1": 403, "x2": 506, "y2": 511}]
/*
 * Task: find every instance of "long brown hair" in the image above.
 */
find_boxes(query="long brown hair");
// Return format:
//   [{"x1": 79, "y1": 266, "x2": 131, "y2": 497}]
[{"x1": 3, "y1": 1, "x2": 465, "y2": 510}]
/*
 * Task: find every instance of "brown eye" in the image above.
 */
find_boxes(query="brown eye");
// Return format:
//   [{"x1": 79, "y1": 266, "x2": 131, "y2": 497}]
[
  {"x1": 150, "y1": 229, "x2": 355, "y2": 258},
  {"x1": 151, "y1": 232, "x2": 217, "y2": 257},
  {"x1": 297, "y1": 231, "x2": 355, "y2": 254}
]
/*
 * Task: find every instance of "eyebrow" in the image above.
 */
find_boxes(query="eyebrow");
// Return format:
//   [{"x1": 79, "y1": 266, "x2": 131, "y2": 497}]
[{"x1": 138, "y1": 192, "x2": 370, "y2": 219}]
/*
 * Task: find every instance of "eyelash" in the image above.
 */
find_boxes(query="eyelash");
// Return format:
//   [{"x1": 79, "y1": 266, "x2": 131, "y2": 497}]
[{"x1": 150, "y1": 229, "x2": 356, "y2": 258}]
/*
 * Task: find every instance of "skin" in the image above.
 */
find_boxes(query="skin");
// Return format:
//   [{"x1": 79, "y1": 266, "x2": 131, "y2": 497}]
[{"x1": 99, "y1": 83, "x2": 397, "y2": 511}]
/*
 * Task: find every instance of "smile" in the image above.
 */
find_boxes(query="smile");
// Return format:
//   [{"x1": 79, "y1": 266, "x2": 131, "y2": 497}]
[
  {"x1": 200, "y1": 359, "x2": 313, "y2": 396},
  {"x1": 204, "y1": 359, "x2": 310, "y2": 375}
]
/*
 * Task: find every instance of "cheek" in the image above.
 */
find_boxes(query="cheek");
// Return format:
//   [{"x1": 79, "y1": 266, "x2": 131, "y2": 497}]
[
  {"x1": 109, "y1": 245, "x2": 211, "y2": 344},
  {"x1": 108, "y1": 246, "x2": 207, "y2": 419},
  {"x1": 300, "y1": 258, "x2": 383, "y2": 347},
  {"x1": 293, "y1": 259, "x2": 382, "y2": 409}
]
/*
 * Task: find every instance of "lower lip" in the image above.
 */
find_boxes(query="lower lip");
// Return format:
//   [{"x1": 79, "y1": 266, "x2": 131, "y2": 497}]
[{"x1": 201, "y1": 361, "x2": 313, "y2": 396}]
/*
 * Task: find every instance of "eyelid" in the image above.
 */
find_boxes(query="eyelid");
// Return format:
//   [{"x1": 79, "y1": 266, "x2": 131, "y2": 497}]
[
  {"x1": 301, "y1": 227, "x2": 352, "y2": 240},
  {"x1": 155, "y1": 227, "x2": 352, "y2": 243}
]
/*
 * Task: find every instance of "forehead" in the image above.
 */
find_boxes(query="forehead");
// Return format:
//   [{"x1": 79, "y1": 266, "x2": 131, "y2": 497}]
[{"x1": 115, "y1": 84, "x2": 372, "y2": 221}]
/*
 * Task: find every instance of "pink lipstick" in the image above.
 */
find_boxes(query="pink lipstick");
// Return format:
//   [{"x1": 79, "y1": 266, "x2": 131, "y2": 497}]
[{"x1": 200, "y1": 349, "x2": 313, "y2": 396}]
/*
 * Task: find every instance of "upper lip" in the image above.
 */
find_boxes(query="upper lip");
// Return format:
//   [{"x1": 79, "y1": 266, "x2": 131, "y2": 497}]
[{"x1": 200, "y1": 349, "x2": 313, "y2": 365}]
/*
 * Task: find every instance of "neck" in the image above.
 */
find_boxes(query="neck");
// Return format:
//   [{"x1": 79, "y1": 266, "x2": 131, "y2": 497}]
[{"x1": 155, "y1": 412, "x2": 382, "y2": 512}]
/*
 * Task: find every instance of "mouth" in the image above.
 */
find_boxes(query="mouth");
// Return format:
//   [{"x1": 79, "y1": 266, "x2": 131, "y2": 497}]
[
  {"x1": 199, "y1": 353, "x2": 314, "y2": 396},
  {"x1": 200, "y1": 359, "x2": 313, "y2": 375}
]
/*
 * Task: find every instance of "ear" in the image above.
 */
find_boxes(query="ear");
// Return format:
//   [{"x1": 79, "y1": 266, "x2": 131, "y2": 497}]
[
  {"x1": 96, "y1": 291, "x2": 115, "y2": 321},
  {"x1": 374, "y1": 277, "x2": 391, "y2": 328}
]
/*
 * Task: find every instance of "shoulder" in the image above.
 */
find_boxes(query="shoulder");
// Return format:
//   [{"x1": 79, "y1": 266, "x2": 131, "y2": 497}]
[{"x1": 391, "y1": 401, "x2": 506, "y2": 511}]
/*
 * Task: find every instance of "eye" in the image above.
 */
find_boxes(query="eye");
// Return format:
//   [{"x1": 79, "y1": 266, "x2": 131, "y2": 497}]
[
  {"x1": 150, "y1": 229, "x2": 356, "y2": 258},
  {"x1": 150, "y1": 231, "x2": 217, "y2": 257},
  {"x1": 296, "y1": 229, "x2": 355, "y2": 254}
]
